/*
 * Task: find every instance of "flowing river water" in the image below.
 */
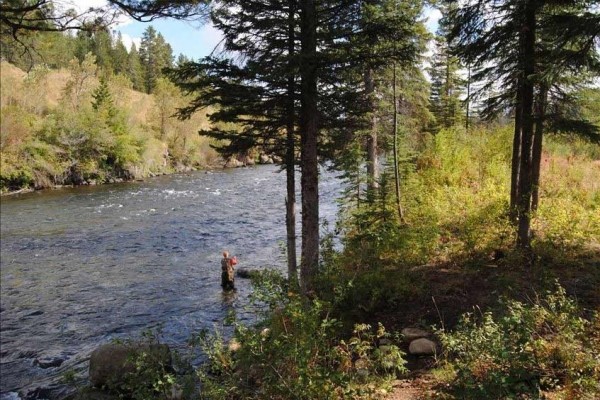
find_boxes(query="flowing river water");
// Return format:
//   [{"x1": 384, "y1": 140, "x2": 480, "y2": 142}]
[{"x1": 0, "y1": 165, "x2": 343, "y2": 399}]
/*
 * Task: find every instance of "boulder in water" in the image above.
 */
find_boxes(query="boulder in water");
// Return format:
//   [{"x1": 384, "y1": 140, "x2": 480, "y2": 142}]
[
  {"x1": 243, "y1": 155, "x2": 256, "y2": 166},
  {"x1": 89, "y1": 343, "x2": 172, "y2": 388},
  {"x1": 236, "y1": 268, "x2": 259, "y2": 279},
  {"x1": 34, "y1": 356, "x2": 65, "y2": 369},
  {"x1": 224, "y1": 158, "x2": 244, "y2": 168},
  {"x1": 259, "y1": 154, "x2": 273, "y2": 164}
]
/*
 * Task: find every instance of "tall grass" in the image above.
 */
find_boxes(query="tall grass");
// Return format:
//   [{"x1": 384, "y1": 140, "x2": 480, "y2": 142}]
[{"x1": 339, "y1": 125, "x2": 599, "y2": 270}]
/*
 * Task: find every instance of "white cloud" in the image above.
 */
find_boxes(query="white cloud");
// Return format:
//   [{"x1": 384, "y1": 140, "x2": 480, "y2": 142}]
[
  {"x1": 120, "y1": 33, "x2": 142, "y2": 51},
  {"x1": 424, "y1": 7, "x2": 442, "y2": 34}
]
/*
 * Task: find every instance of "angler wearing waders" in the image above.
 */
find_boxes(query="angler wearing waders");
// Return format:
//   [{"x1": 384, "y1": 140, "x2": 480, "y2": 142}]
[{"x1": 221, "y1": 251, "x2": 237, "y2": 291}]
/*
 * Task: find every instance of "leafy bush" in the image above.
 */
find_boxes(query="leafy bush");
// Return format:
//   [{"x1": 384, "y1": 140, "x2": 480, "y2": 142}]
[
  {"x1": 195, "y1": 271, "x2": 407, "y2": 400},
  {"x1": 107, "y1": 331, "x2": 188, "y2": 400},
  {"x1": 436, "y1": 284, "x2": 600, "y2": 399}
]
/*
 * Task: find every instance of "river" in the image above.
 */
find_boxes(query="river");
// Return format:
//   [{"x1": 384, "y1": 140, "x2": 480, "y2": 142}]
[{"x1": 0, "y1": 165, "x2": 343, "y2": 399}]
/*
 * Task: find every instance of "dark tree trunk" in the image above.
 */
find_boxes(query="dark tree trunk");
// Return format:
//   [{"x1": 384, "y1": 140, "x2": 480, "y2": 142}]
[
  {"x1": 516, "y1": 1, "x2": 536, "y2": 250},
  {"x1": 392, "y1": 63, "x2": 405, "y2": 223},
  {"x1": 365, "y1": 67, "x2": 379, "y2": 198},
  {"x1": 444, "y1": 50, "x2": 451, "y2": 127},
  {"x1": 286, "y1": 0, "x2": 298, "y2": 287},
  {"x1": 299, "y1": 0, "x2": 319, "y2": 294},
  {"x1": 465, "y1": 63, "x2": 471, "y2": 132},
  {"x1": 531, "y1": 84, "x2": 547, "y2": 213},
  {"x1": 510, "y1": 79, "x2": 523, "y2": 223}
]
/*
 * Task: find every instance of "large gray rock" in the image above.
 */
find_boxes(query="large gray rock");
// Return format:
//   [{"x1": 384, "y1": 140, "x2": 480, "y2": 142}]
[
  {"x1": 34, "y1": 356, "x2": 65, "y2": 369},
  {"x1": 408, "y1": 338, "x2": 438, "y2": 356},
  {"x1": 401, "y1": 327, "x2": 430, "y2": 342},
  {"x1": 236, "y1": 268, "x2": 259, "y2": 279},
  {"x1": 243, "y1": 156, "x2": 256, "y2": 166},
  {"x1": 259, "y1": 154, "x2": 273, "y2": 164},
  {"x1": 224, "y1": 158, "x2": 244, "y2": 168},
  {"x1": 89, "y1": 343, "x2": 171, "y2": 388}
]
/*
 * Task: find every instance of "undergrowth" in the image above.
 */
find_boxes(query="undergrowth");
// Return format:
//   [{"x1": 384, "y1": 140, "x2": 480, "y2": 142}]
[
  {"x1": 433, "y1": 284, "x2": 600, "y2": 399},
  {"x1": 195, "y1": 270, "x2": 407, "y2": 400}
]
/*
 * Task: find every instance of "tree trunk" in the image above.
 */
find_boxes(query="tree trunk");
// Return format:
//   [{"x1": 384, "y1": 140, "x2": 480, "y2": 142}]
[
  {"x1": 444, "y1": 48, "x2": 451, "y2": 127},
  {"x1": 531, "y1": 84, "x2": 547, "y2": 213},
  {"x1": 465, "y1": 63, "x2": 471, "y2": 132},
  {"x1": 365, "y1": 67, "x2": 379, "y2": 198},
  {"x1": 299, "y1": 0, "x2": 319, "y2": 294},
  {"x1": 516, "y1": 1, "x2": 536, "y2": 250},
  {"x1": 510, "y1": 79, "x2": 523, "y2": 223},
  {"x1": 392, "y1": 63, "x2": 405, "y2": 223},
  {"x1": 286, "y1": 0, "x2": 298, "y2": 287}
]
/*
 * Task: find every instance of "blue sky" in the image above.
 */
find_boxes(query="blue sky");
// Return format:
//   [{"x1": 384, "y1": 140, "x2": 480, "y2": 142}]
[
  {"x1": 113, "y1": 5, "x2": 441, "y2": 60},
  {"x1": 116, "y1": 19, "x2": 223, "y2": 60}
]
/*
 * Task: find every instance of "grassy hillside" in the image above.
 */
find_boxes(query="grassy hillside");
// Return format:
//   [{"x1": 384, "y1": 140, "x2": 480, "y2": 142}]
[{"x1": 0, "y1": 60, "x2": 219, "y2": 193}]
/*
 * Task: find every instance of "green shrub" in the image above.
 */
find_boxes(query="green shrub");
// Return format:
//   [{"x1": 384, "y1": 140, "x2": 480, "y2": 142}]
[
  {"x1": 436, "y1": 284, "x2": 600, "y2": 399},
  {"x1": 195, "y1": 271, "x2": 407, "y2": 400},
  {"x1": 109, "y1": 331, "x2": 187, "y2": 400}
]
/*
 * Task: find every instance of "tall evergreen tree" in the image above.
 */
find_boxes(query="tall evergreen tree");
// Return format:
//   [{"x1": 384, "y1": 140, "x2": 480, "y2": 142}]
[
  {"x1": 172, "y1": 0, "x2": 302, "y2": 286},
  {"x1": 448, "y1": 0, "x2": 600, "y2": 250},
  {"x1": 127, "y1": 44, "x2": 145, "y2": 91},
  {"x1": 92, "y1": 28, "x2": 114, "y2": 72},
  {"x1": 139, "y1": 26, "x2": 173, "y2": 93},
  {"x1": 112, "y1": 32, "x2": 130, "y2": 76},
  {"x1": 299, "y1": 0, "x2": 319, "y2": 293},
  {"x1": 428, "y1": 3, "x2": 464, "y2": 131}
]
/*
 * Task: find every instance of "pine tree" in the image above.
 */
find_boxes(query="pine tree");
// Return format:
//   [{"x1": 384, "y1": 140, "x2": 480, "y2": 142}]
[
  {"x1": 91, "y1": 77, "x2": 116, "y2": 119},
  {"x1": 92, "y1": 28, "x2": 114, "y2": 72},
  {"x1": 172, "y1": 0, "x2": 301, "y2": 286},
  {"x1": 112, "y1": 32, "x2": 130, "y2": 76},
  {"x1": 139, "y1": 26, "x2": 173, "y2": 93},
  {"x1": 428, "y1": 4, "x2": 464, "y2": 131},
  {"x1": 126, "y1": 44, "x2": 144, "y2": 92},
  {"x1": 449, "y1": 0, "x2": 600, "y2": 250}
]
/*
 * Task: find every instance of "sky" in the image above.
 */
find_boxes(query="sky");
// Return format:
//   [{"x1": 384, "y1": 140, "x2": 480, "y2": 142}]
[{"x1": 75, "y1": 1, "x2": 442, "y2": 60}]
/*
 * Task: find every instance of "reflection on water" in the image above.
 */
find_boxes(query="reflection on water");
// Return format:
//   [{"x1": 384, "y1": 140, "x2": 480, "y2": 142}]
[{"x1": 0, "y1": 165, "x2": 342, "y2": 399}]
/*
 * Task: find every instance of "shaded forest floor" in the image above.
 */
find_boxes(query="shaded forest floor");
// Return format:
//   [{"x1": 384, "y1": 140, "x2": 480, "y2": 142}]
[
  {"x1": 372, "y1": 245, "x2": 600, "y2": 399},
  {"x1": 369, "y1": 246, "x2": 600, "y2": 331}
]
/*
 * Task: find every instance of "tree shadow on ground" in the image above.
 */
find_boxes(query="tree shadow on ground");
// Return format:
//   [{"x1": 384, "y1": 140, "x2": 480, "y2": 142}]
[{"x1": 336, "y1": 221, "x2": 600, "y2": 335}]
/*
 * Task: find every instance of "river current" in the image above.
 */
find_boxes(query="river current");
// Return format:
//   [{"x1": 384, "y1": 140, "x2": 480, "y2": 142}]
[{"x1": 0, "y1": 165, "x2": 343, "y2": 399}]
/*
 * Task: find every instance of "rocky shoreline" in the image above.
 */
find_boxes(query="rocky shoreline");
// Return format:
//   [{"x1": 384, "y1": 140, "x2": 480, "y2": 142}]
[{"x1": 1, "y1": 154, "x2": 281, "y2": 197}]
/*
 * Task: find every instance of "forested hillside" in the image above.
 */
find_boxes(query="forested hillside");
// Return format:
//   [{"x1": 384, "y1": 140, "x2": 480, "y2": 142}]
[{"x1": 0, "y1": 26, "x2": 217, "y2": 193}]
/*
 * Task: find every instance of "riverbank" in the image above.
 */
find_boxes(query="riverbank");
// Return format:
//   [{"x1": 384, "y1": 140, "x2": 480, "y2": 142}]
[
  {"x1": 1, "y1": 61, "x2": 219, "y2": 195},
  {"x1": 0, "y1": 165, "x2": 344, "y2": 398},
  {"x1": 184, "y1": 126, "x2": 599, "y2": 400},
  {"x1": 0, "y1": 155, "x2": 283, "y2": 196}
]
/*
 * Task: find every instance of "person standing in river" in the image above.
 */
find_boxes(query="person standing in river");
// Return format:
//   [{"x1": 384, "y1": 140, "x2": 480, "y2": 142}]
[{"x1": 221, "y1": 251, "x2": 237, "y2": 291}]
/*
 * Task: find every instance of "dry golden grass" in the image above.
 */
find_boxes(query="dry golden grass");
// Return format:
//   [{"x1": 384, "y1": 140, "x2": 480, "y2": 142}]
[{"x1": 1, "y1": 61, "x2": 219, "y2": 191}]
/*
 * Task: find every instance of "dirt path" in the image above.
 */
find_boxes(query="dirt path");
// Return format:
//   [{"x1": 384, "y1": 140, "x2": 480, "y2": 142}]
[
  {"x1": 386, "y1": 387, "x2": 421, "y2": 400},
  {"x1": 386, "y1": 378, "x2": 432, "y2": 400}
]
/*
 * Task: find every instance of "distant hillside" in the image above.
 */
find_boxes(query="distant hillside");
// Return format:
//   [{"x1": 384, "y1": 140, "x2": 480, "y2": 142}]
[{"x1": 0, "y1": 60, "x2": 218, "y2": 193}]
